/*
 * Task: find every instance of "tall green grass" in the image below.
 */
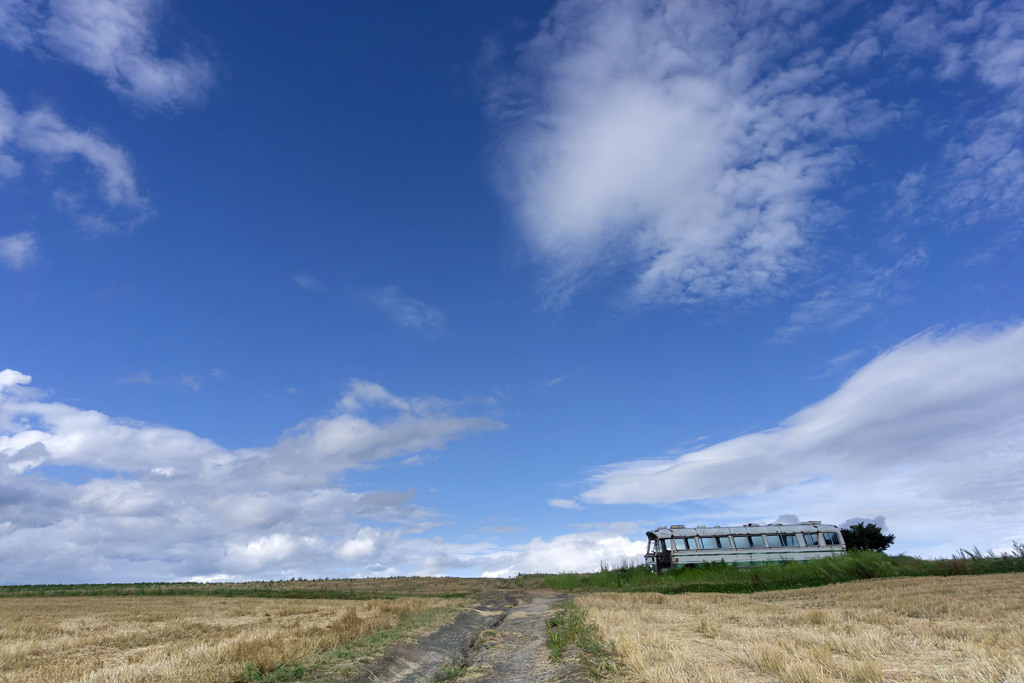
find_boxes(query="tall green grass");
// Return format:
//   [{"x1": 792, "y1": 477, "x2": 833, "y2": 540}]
[{"x1": 536, "y1": 544, "x2": 1024, "y2": 594}]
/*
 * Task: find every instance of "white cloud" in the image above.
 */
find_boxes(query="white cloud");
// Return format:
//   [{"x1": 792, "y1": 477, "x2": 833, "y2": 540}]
[
  {"x1": 773, "y1": 247, "x2": 926, "y2": 341},
  {"x1": 0, "y1": 373, "x2": 504, "y2": 582},
  {"x1": 491, "y1": 0, "x2": 1024, "y2": 307},
  {"x1": 0, "y1": 369, "x2": 31, "y2": 391},
  {"x1": 18, "y1": 106, "x2": 145, "y2": 208},
  {"x1": 477, "y1": 532, "x2": 647, "y2": 577},
  {"x1": 577, "y1": 323, "x2": 1024, "y2": 557},
  {"x1": 0, "y1": 92, "x2": 22, "y2": 179},
  {"x1": 337, "y1": 379, "x2": 411, "y2": 413},
  {"x1": 0, "y1": 231, "x2": 36, "y2": 269},
  {"x1": 366, "y1": 286, "x2": 446, "y2": 336},
  {"x1": 541, "y1": 375, "x2": 567, "y2": 389},
  {"x1": 0, "y1": 370, "x2": 648, "y2": 580},
  {"x1": 1, "y1": 0, "x2": 214, "y2": 109},
  {"x1": 548, "y1": 497, "x2": 582, "y2": 510},
  {"x1": 875, "y1": 1, "x2": 1024, "y2": 222},
  {"x1": 0, "y1": 91, "x2": 150, "y2": 232},
  {"x1": 491, "y1": 0, "x2": 892, "y2": 307},
  {"x1": 0, "y1": 0, "x2": 38, "y2": 51}
]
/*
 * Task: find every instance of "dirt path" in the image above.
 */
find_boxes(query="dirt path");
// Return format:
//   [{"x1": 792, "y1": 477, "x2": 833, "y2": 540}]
[
  {"x1": 338, "y1": 590, "x2": 587, "y2": 683},
  {"x1": 463, "y1": 591, "x2": 585, "y2": 682}
]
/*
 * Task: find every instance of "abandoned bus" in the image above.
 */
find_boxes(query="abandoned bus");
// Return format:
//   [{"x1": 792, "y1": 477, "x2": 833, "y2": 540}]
[{"x1": 645, "y1": 521, "x2": 846, "y2": 571}]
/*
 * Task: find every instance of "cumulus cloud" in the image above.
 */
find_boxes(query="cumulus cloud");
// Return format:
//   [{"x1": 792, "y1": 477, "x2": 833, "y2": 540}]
[
  {"x1": 1, "y1": 0, "x2": 215, "y2": 109},
  {"x1": 366, "y1": 286, "x2": 446, "y2": 336},
  {"x1": 476, "y1": 531, "x2": 647, "y2": 578},
  {"x1": 490, "y1": 0, "x2": 893, "y2": 307},
  {"x1": 0, "y1": 231, "x2": 36, "y2": 269},
  {"x1": 0, "y1": 375, "x2": 504, "y2": 582},
  {"x1": 0, "y1": 369, "x2": 32, "y2": 390},
  {"x1": 578, "y1": 323, "x2": 1024, "y2": 557},
  {"x1": 0, "y1": 372, "x2": 649, "y2": 580}
]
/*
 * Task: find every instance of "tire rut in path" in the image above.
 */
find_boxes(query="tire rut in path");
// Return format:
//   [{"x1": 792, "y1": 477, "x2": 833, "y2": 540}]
[{"x1": 338, "y1": 594, "x2": 513, "y2": 683}]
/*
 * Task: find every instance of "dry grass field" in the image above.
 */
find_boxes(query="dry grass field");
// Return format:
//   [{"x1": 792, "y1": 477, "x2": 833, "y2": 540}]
[
  {"x1": 580, "y1": 573, "x2": 1024, "y2": 682},
  {"x1": 0, "y1": 576, "x2": 502, "y2": 599},
  {"x1": 0, "y1": 594, "x2": 464, "y2": 682}
]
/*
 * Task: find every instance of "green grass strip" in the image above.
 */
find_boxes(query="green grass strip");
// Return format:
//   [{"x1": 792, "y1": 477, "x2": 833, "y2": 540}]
[{"x1": 536, "y1": 546, "x2": 1024, "y2": 594}]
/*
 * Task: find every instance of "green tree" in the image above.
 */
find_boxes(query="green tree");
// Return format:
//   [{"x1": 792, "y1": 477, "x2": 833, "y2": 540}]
[{"x1": 842, "y1": 522, "x2": 895, "y2": 552}]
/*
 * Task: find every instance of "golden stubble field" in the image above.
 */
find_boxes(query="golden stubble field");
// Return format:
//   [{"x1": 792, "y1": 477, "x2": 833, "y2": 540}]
[
  {"x1": 580, "y1": 573, "x2": 1024, "y2": 682},
  {"x1": 0, "y1": 594, "x2": 463, "y2": 682}
]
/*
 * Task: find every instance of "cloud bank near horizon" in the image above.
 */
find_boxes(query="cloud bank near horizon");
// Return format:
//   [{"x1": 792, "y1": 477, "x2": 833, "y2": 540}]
[
  {"x1": 574, "y1": 322, "x2": 1024, "y2": 558},
  {"x1": 0, "y1": 374, "x2": 516, "y2": 582}
]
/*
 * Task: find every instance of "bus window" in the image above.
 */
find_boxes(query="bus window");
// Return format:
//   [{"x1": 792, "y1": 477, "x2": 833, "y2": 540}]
[
  {"x1": 699, "y1": 537, "x2": 718, "y2": 550},
  {"x1": 803, "y1": 534, "x2": 819, "y2": 546},
  {"x1": 717, "y1": 536, "x2": 733, "y2": 549},
  {"x1": 733, "y1": 535, "x2": 752, "y2": 549},
  {"x1": 765, "y1": 535, "x2": 783, "y2": 547},
  {"x1": 823, "y1": 532, "x2": 841, "y2": 545},
  {"x1": 750, "y1": 535, "x2": 765, "y2": 548},
  {"x1": 782, "y1": 534, "x2": 798, "y2": 547},
  {"x1": 673, "y1": 538, "x2": 694, "y2": 551}
]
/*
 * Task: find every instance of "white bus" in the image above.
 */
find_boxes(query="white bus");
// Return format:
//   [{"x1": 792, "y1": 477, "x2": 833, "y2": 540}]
[{"x1": 645, "y1": 522, "x2": 846, "y2": 572}]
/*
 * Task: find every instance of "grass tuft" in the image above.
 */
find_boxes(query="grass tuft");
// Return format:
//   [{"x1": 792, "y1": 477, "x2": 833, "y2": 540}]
[{"x1": 546, "y1": 600, "x2": 620, "y2": 678}]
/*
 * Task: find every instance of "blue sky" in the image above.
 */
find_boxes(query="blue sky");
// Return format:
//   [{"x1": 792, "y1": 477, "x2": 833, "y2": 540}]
[{"x1": 1, "y1": 0, "x2": 1022, "y2": 583}]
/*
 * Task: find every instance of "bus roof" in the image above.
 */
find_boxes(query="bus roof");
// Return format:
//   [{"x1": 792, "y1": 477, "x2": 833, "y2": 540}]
[{"x1": 647, "y1": 523, "x2": 841, "y2": 540}]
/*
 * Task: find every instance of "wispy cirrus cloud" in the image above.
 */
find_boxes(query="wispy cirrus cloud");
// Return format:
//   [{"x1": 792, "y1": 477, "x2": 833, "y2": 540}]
[
  {"x1": 292, "y1": 273, "x2": 325, "y2": 293},
  {"x1": 576, "y1": 322, "x2": 1024, "y2": 557},
  {"x1": 0, "y1": 91, "x2": 150, "y2": 232},
  {"x1": 873, "y1": 0, "x2": 1024, "y2": 223},
  {"x1": 773, "y1": 247, "x2": 927, "y2": 341},
  {"x1": 116, "y1": 369, "x2": 227, "y2": 392},
  {"x1": 0, "y1": 93, "x2": 20, "y2": 179},
  {"x1": 0, "y1": 0, "x2": 215, "y2": 109},
  {"x1": 366, "y1": 286, "x2": 446, "y2": 337},
  {"x1": 18, "y1": 106, "x2": 146, "y2": 208}
]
